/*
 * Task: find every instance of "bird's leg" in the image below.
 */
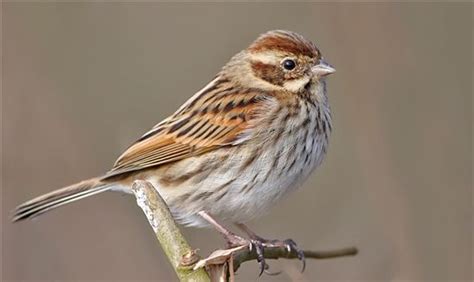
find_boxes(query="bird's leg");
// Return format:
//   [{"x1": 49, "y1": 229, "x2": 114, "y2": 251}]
[
  {"x1": 198, "y1": 211, "x2": 269, "y2": 275},
  {"x1": 235, "y1": 223, "x2": 306, "y2": 273},
  {"x1": 235, "y1": 222, "x2": 265, "y2": 241},
  {"x1": 197, "y1": 211, "x2": 248, "y2": 248}
]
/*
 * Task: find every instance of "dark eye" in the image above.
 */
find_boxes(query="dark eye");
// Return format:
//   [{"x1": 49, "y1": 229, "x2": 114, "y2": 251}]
[{"x1": 282, "y1": 59, "x2": 296, "y2": 70}]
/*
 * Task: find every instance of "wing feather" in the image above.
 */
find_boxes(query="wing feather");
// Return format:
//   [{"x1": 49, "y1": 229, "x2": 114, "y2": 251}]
[{"x1": 104, "y1": 78, "x2": 268, "y2": 178}]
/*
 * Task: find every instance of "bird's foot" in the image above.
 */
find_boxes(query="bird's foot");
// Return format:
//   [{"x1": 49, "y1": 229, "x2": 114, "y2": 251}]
[
  {"x1": 263, "y1": 238, "x2": 306, "y2": 272},
  {"x1": 235, "y1": 223, "x2": 306, "y2": 273},
  {"x1": 230, "y1": 233, "x2": 305, "y2": 275},
  {"x1": 223, "y1": 233, "x2": 268, "y2": 276}
]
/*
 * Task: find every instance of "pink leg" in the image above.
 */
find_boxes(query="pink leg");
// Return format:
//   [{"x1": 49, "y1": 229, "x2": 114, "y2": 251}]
[{"x1": 198, "y1": 211, "x2": 247, "y2": 247}]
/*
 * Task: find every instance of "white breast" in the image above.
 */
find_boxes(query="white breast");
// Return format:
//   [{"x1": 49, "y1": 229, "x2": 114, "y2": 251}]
[{"x1": 203, "y1": 101, "x2": 330, "y2": 224}]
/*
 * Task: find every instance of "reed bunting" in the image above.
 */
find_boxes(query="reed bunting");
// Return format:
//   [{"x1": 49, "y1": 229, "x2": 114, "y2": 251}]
[{"x1": 13, "y1": 30, "x2": 335, "y2": 273}]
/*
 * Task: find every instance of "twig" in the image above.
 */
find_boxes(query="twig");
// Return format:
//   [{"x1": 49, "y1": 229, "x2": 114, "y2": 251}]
[
  {"x1": 232, "y1": 245, "x2": 358, "y2": 271},
  {"x1": 131, "y1": 180, "x2": 358, "y2": 281},
  {"x1": 194, "y1": 243, "x2": 358, "y2": 273},
  {"x1": 131, "y1": 180, "x2": 210, "y2": 282}
]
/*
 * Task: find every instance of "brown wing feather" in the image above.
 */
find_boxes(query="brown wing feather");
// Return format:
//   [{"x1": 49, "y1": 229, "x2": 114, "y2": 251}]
[{"x1": 104, "y1": 78, "x2": 266, "y2": 178}]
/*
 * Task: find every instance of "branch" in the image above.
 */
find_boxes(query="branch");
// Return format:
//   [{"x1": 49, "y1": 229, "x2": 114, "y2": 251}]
[
  {"x1": 131, "y1": 180, "x2": 358, "y2": 281},
  {"x1": 131, "y1": 180, "x2": 210, "y2": 282},
  {"x1": 233, "y1": 245, "x2": 358, "y2": 271},
  {"x1": 194, "y1": 243, "x2": 358, "y2": 274}
]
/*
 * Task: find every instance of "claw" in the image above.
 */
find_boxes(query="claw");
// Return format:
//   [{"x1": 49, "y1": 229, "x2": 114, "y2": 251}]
[
  {"x1": 223, "y1": 234, "x2": 268, "y2": 276},
  {"x1": 251, "y1": 239, "x2": 265, "y2": 276},
  {"x1": 283, "y1": 239, "x2": 306, "y2": 272}
]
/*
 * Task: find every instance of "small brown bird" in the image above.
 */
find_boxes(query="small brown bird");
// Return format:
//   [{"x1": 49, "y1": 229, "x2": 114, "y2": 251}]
[{"x1": 13, "y1": 30, "x2": 335, "y2": 273}]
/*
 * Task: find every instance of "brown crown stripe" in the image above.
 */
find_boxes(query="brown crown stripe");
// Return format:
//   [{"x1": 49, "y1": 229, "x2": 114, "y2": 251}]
[{"x1": 248, "y1": 31, "x2": 319, "y2": 58}]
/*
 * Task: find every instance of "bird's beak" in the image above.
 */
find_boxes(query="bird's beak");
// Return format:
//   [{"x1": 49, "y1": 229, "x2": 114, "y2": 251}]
[{"x1": 312, "y1": 58, "x2": 336, "y2": 77}]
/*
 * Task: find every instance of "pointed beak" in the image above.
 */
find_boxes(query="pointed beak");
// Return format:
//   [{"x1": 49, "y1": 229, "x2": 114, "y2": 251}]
[{"x1": 312, "y1": 58, "x2": 336, "y2": 77}]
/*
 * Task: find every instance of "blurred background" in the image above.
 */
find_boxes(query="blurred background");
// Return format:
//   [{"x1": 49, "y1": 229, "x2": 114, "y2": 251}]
[{"x1": 2, "y1": 2, "x2": 472, "y2": 281}]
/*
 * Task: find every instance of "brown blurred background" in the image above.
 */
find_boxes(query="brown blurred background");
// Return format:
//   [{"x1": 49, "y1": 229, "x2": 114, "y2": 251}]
[{"x1": 2, "y1": 3, "x2": 472, "y2": 281}]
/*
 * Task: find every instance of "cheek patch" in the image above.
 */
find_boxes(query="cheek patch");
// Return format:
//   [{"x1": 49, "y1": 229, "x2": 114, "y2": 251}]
[{"x1": 250, "y1": 61, "x2": 285, "y2": 86}]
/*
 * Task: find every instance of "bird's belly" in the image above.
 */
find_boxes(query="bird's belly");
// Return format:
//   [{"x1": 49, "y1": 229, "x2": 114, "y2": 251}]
[{"x1": 217, "y1": 134, "x2": 328, "y2": 224}]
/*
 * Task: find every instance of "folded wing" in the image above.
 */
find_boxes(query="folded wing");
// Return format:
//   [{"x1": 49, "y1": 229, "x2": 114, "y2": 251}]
[{"x1": 104, "y1": 78, "x2": 269, "y2": 178}]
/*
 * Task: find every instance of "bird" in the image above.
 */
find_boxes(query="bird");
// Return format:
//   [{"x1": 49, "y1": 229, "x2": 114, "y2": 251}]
[{"x1": 13, "y1": 30, "x2": 335, "y2": 274}]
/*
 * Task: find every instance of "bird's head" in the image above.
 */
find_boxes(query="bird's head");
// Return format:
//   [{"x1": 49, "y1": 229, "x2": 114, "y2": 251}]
[{"x1": 240, "y1": 30, "x2": 335, "y2": 94}]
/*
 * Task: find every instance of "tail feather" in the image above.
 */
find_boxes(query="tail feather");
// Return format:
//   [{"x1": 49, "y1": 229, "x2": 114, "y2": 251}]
[{"x1": 12, "y1": 177, "x2": 110, "y2": 222}]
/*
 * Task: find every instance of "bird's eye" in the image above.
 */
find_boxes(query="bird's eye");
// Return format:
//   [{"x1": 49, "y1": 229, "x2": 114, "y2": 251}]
[{"x1": 282, "y1": 59, "x2": 296, "y2": 71}]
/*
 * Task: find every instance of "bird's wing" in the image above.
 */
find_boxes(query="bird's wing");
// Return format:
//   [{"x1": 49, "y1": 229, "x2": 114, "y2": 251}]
[{"x1": 104, "y1": 78, "x2": 270, "y2": 178}]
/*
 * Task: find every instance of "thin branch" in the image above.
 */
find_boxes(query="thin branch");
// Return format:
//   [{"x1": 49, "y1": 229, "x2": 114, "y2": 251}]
[
  {"x1": 194, "y1": 243, "x2": 358, "y2": 273},
  {"x1": 232, "y1": 245, "x2": 358, "y2": 271},
  {"x1": 132, "y1": 180, "x2": 358, "y2": 281},
  {"x1": 131, "y1": 180, "x2": 210, "y2": 282}
]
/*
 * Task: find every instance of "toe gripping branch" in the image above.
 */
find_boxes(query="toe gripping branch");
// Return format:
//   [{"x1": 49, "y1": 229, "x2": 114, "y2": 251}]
[
  {"x1": 247, "y1": 238, "x2": 306, "y2": 276},
  {"x1": 192, "y1": 235, "x2": 358, "y2": 280},
  {"x1": 231, "y1": 239, "x2": 357, "y2": 275},
  {"x1": 131, "y1": 180, "x2": 358, "y2": 281},
  {"x1": 196, "y1": 211, "x2": 358, "y2": 278}
]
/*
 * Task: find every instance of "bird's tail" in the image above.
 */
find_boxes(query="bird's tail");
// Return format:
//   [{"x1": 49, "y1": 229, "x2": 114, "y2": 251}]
[{"x1": 12, "y1": 177, "x2": 111, "y2": 222}]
